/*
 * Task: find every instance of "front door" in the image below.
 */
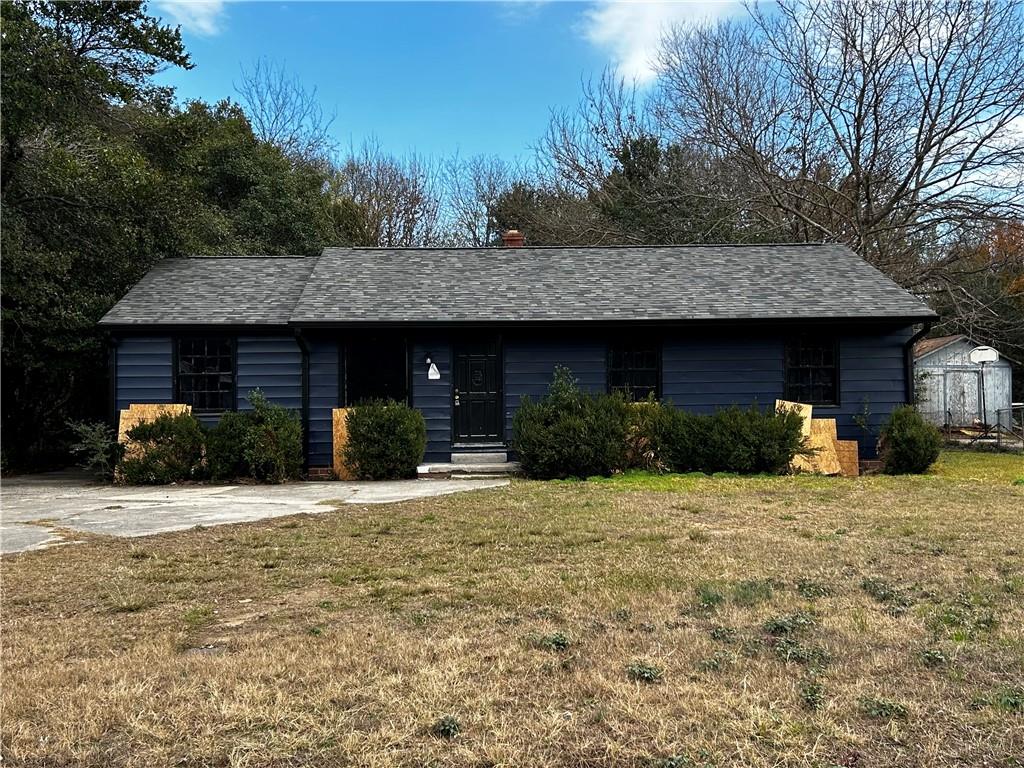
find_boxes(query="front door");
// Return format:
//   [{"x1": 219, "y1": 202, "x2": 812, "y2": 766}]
[{"x1": 453, "y1": 340, "x2": 501, "y2": 443}]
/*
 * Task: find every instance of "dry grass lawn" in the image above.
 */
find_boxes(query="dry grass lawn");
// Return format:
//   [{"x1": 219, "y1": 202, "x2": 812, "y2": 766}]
[{"x1": 2, "y1": 450, "x2": 1023, "y2": 767}]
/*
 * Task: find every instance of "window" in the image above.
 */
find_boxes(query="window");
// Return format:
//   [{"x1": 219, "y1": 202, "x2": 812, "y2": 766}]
[
  {"x1": 176, "y1": 337, "x2": 234, "y2": 412},
  {"x1": 608, "y1": 342, "x2": 660, "y2": 401},
  {"x1": 784, "y1": 338, "x2": 838, "y2": 406}
]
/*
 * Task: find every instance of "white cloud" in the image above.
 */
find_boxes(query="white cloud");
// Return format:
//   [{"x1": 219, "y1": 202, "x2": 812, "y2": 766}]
[
  {"x1": 581, "y1": 0, "x2": 742, "y2": 84},
  {"x1": 154, "y1": 0, "x2": 228, "y2": 37}
]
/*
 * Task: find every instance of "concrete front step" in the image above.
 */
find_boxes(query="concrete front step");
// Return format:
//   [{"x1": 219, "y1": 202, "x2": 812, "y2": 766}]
[
  {"x1": 450, "y1": 451, "x2": 508, "y2": 465},
  {"x1": 418, "y1": 461, "x2": 520, "y2": 478}
]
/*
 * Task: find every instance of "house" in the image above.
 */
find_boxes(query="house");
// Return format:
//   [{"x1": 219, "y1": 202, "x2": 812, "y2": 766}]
[
  {"x1": 98, "y1": 236, "x2": 937, "y2": 474},
  {"x1": 913, "y1": 334, "x2": 1016, "y2": 429}
]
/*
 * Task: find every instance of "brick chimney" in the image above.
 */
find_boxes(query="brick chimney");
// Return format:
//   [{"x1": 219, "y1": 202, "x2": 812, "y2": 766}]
[{"x1": 501, "y1": 229, "x2": 525, "y2": 247}]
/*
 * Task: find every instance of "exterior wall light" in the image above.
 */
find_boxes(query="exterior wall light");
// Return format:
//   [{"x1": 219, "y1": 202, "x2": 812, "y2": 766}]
[{"x1": 425, "y1": 357, "x2": 440, "y2": 380}]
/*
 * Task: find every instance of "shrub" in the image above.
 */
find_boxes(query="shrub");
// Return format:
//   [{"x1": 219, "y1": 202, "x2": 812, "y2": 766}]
[
  {"x1": 204, "y1": 390, "x2": 303, "y2": 483},
  {"x1": 118, "y1": 412, "x2": 205, "y2": 484},
  {"x1": 343, "y1": 399, "x2": 427, "y2": 480},
  {"x1": 700, "y1": 405, "x2": 806, "y2": 474},
  {"x1": 205, "y1": 410, "x2": 252, "y2": 481},
  {"x1": 242, "y1": 390, "x2": 303, "y2": 483},
  {"x1": 68, "y1": 420, "x2": 124, "y2": 481},
  {"x1": 878, "y1": 406, "x2": 942, "y2": 474},
  {"x1": 512, "y1": 366, "x2": 629, "y2": 479},
  {"x1": 653, "y1": 403, "x2": 804, "y2": 475}
]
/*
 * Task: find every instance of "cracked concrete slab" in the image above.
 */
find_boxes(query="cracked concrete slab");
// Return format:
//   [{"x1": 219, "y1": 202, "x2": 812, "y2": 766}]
[{"x1": 0, "y1": 472, "x2": 508, "y2": 555}]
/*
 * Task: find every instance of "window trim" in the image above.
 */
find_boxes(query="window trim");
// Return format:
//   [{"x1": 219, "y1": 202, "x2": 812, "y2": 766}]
[
  {"x1": 172, "y1": 335, "x2": 237, "y2": 414},
  {"x1": 784, "y1": 337, "x2": 840, "y2": 408},
  {"x1": 607, "y1": 339, "x2": 662, "y2": 401}
]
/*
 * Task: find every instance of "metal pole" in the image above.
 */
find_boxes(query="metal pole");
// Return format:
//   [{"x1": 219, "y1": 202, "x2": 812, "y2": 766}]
[{"x1": 979, "y1": 361, "x2": 987, "y2": 428}]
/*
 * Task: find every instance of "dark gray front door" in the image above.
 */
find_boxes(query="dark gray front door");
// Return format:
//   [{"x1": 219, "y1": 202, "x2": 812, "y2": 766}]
[{"x1": 453, "y1": 340, "x2": 501, "y2": 443}]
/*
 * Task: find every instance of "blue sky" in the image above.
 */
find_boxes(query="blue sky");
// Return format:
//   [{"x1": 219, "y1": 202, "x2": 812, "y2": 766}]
[{"x1": 153, "y1": 1, "x2": 742, "y2": 162}]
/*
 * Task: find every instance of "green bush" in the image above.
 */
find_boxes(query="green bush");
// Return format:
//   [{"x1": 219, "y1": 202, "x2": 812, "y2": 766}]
[
  {"x1": 205, "y1": 410, "x2": 252, "y2": 481},
  {"x1": 118, "y1": 412, "x2": 205, "y2": 484},
  {"x1": 645, "y1": 403, "x2": 804, "y2": 475},
  {"x1": 343, "y1": 399, "x2": 427, "y2": 480},
  {"x1": 68, "y1": 420, "x2": 124, "y2": 481},
  {"x1": 205, "y1": 390, "x2": 303, "y2": 483},
  {"x1": 512, "y1": 367, "x2": 629, "y2": 479},
  {"x1": 514, "y1": 369, "x2": 806, "y2": 479},
  {"x1": 878, "y1": 406, "x2": 942, "y2": 474},
  {"x1": 241, "y1": 390, "x2": 303, "y2": 483},
  {"x1": 700, "y1": 405, "x2": 806, "y2": 475}
]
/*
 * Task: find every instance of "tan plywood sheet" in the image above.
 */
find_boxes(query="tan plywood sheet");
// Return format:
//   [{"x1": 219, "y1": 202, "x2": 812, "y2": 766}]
[{"x1": 332, "y1": 408, "x2": 355, "y2": 480}]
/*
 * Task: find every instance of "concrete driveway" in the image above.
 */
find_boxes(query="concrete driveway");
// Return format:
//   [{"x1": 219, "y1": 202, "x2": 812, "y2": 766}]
[{"x1": 0, "y1": 472, "x2": 508, "y2": 555}]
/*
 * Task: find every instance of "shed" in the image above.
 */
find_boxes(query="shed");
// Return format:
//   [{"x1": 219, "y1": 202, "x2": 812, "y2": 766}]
[{"x1": 914, "y1": 335, "x2": 1015, "y2": 428}]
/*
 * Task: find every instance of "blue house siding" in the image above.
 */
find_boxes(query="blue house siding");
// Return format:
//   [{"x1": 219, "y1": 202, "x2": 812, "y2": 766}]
[
  {"x1": 115, "y1": 337, "x2": 173, "y2": 410},
  {"x1": 504, "y1": 339, "x2": 607, "y2": 439},
  {"x1": 412, "y1": 340, "x2": 452, "y2": 462},
  {"x1": 829, "y1": 327, "x2": 913, "y2": 455},
  {"x1": 236, "y1": 336, "x2": 302, "y2": 411},
  {"x1": 308, "y1": 340, "x2": 340, "y2": 468},
  {"x1": 662, "y1": 337, "x2": 785, "y2": 413},
  {"x1": 112, "y1": 324, "x2": 914, "y2": 467},
  {"x1": 662, "y1": 327, "x2": 913, "y2": 457}
]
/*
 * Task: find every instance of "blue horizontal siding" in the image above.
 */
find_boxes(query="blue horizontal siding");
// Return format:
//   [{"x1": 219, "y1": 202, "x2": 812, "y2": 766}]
[
  {"x1": 308, "y1": 340, "x2": 340, "y2": 469},
  {"x1": 504, "y1": 340, "x2": 607, "y2": 438},
  {"x1": 412, "y1": 340, "x2": 451, "y2": 462},
  {"x1": 236, "y1": 336, "x2": 302, "y2": 412},
  {"x1": 662, "y1": 328, "x2": 914, "y2": 457},
  {"x1": 827, "y1": 327, "x2": 913, "y2": 456},
  {"x1": 116, "y1": 337, "x2": 173, "y2": 410},
  {"x1": 662, "y1": 337, "x2": 784, "y2": 413}
]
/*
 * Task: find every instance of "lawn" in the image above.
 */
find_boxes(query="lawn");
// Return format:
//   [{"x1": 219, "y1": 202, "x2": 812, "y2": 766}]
[{"x1": 2, "y1": 451, "x2": 1023, "y2": 767}]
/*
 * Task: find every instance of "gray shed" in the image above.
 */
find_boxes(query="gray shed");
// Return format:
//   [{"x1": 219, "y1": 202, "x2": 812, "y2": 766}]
[{"x1": 914, "y1": 335, "x2": 1015, "y2": 428}]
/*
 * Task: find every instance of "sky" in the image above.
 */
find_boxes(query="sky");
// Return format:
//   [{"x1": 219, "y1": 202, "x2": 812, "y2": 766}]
[{"x1": 152, "y1": 1, "x2": 744, "y2": 162}]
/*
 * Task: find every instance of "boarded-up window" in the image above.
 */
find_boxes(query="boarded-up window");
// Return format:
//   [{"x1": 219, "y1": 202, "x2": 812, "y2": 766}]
[{"x1": 785, "y1": 338, "x2": 838, "y2": 406}]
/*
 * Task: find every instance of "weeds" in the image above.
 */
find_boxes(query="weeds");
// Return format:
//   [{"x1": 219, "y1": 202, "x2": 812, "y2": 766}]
[
  {"x1": 795, "y1": 579, "x2": 832, "y2": 599},
  {"x1": 763, "y1": 611, "x2": 816, "y2": 636},
  {"x1": 799, "y1": 679, "x2": 825, "y2": 710},
  {"x1": 627, "y1": 660, "x2": 664, "y2": 684},
  {"x1": 861, "y1": 577, "x2": 914, "y2": 616},
  {"x1": 860, "y1": 697, "x2": 908, "y2": 720},
  {"x1": 429, "y1": 715, "x2": 461, "y2": 740},
  {"x1": 526, "y1": 631, "x2": 572, "y2": 652}
]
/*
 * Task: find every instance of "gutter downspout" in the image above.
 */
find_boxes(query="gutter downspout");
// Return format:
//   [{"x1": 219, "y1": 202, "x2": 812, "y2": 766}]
[
  {"x1": 904, "y1": 322, "x2": 933, "y2": 405},
  {"x1": 294, "y1": 328, "x2": 311, "y2": 473},
  {"x1": 107, "y1": 334, "x2": 118, "y2": 427}
]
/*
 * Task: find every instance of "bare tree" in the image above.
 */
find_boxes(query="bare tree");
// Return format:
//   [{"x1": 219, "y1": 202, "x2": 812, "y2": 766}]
[
  {"x1": 656, "y1": 0, "x2": 1024, "y2": 287},
  {"x1": 440, "y1": 154, "x2": 516, "y2": 246},
  {"x1": 330, "y1": 140, "x2": 442, "y2": 247},
  {"x1": 234, "y1": 58, "x2": 335, "y2": 164}
]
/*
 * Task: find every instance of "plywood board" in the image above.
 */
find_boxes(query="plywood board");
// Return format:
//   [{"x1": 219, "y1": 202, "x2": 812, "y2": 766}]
[
  {"x1": 810, "y1": 418, "x2": 838, "y2": 441},
  {"x1": 118, "y1": 403, "x2": 191, "y2": 443},
  {"x1": 792, "y1": 431, "x2": 842, "y2": 476},
  {"x1": 835, "y1": 440, "x2": 860, "y2": 477},
  {"x1": 775, "y1": 399, "x2": 813, "y2": 438},
  {"x1": 332, "y1": 408, "x2": 356, "y2": 480}
]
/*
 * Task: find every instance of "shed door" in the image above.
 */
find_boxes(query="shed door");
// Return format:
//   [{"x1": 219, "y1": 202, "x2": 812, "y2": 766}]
[
  {"x1": 453, "y1": 341, "x2": 501, "y2": 443},
  {"x1": 944, "y1": 369, "x2": 980, "y2": 426}
]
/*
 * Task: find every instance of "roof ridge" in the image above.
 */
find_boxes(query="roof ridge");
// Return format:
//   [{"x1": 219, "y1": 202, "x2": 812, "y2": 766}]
[{"x1": 321, "y1": 242, "x2": 841, "y2": 252}]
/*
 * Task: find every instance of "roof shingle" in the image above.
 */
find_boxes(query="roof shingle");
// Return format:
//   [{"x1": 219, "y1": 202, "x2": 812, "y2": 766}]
[
  {"x1": 99, "y1": 256, "x2": 315, "y2": 326},
  {"x1": 100, "y1": 244, "x2": 936, "y2": 327}
]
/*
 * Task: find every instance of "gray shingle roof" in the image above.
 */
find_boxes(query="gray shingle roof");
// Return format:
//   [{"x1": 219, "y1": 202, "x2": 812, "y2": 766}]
[
  {"x1": 100, "y1": 244, "x2": 936, "y2": 327},
  {"x1": 291, "y1": 244, "x2": 934, "y2": 323},
  {"x1": 99, "y1": 256, "x2": 315, "y2": 326}
]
